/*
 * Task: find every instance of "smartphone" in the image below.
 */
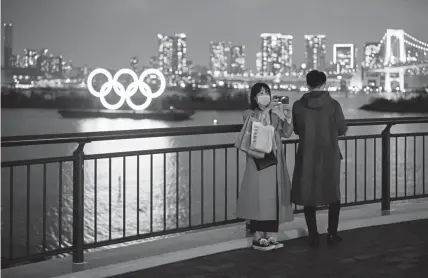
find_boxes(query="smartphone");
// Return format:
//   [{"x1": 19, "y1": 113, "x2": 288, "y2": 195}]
[{"x1": 280, "y1": 96, "x2": 289, "y2": 104}]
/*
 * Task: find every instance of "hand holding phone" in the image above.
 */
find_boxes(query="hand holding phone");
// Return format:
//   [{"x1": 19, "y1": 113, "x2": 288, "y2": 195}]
[
  {"x1": 272, "y1": 96, "x2": 291, "y2": 121},
  {"x1": 280, "y1": 96, "x2": 289, "y2": 104}
]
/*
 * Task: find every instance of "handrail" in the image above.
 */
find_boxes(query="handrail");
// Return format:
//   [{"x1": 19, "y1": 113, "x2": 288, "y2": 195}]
[{"x1": 2, "y1": 116, "x2": 428, "y2": 147}]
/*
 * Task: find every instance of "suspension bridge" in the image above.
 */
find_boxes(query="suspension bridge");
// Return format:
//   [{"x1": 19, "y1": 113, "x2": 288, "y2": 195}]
[
  {"x1": 366, "y1": 29, "x2": 428, "y2": 92},
  {"x1": 215, "y1": 29, "x2": 428, "y2": 92}
]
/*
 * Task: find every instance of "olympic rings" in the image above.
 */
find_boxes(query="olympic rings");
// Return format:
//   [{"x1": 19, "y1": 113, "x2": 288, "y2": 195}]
[{"x1": 87, "y1": 68, "x2": 166, "y2": 110}]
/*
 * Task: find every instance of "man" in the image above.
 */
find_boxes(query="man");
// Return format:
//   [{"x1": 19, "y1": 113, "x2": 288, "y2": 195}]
[{"x1": 291, "y1": 70, "x2": 347, "y2": 247}]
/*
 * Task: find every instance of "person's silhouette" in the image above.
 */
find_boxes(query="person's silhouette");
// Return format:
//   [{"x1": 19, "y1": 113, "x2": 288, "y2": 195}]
[{"x1": 291, "y1": 70, "x2": 347, "y2": 246}]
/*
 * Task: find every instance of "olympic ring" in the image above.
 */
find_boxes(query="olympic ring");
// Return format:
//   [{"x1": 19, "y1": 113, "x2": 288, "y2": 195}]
[{"x1": 87, "y1": 68, "x2": 166, "y2": 110}]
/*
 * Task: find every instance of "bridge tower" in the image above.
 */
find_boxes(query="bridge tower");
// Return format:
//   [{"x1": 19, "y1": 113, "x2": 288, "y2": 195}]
[
  {"x1": 384, "y1": 67, "x2": 406, "y2": 93},
  {"x1": 384, "y1": 29, "x2": 406, "y2": 93}
]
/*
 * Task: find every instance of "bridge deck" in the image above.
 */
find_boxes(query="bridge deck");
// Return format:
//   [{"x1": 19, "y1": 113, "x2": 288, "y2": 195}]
[{"x1": 114, "y1": 219, "x2": 428, "y2": 278}]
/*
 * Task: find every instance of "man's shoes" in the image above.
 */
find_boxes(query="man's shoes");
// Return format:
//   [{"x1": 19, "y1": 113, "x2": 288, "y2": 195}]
[
  {"x1": 308, "y1": 232, "x2": 320, "y2": 247},
  {"x1": 326, "y1": 232, "x2": 342, "y2": 245}
]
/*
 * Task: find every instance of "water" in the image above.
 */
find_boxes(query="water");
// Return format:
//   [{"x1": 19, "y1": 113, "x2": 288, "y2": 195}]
[{"x1": 1, "y1": 92, "x2": 428, "y2": 261}]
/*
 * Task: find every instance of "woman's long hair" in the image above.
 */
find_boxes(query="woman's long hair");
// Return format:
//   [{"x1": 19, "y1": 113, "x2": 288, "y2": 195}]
[{"x1": 249, "y1": 82, "x2": 271, "y2": 110}]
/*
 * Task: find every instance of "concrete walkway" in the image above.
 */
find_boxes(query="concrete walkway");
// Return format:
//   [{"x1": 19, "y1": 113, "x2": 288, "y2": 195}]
[{"x1": 113, "y1": 219, "x2": 428, "y2": 278}]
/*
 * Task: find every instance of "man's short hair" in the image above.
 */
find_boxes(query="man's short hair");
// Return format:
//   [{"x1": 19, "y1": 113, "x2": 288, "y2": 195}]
[{"x1": 306, "y1": 70, "x2": 327, "y2": 89}]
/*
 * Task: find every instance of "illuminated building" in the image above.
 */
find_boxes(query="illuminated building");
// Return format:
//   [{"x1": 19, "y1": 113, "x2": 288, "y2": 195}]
[
  {"x1": 260, "y1": 33, "x2": 293, "y2": 76},
  {"x1": 130, "y1": 56, "x2": 138, "y2": 71},
  {"x1": 157, "y1": 33, "x2": 187, "y2": 76},
  {"x1": 74, "y1": 66, "x2": 88, "y2": 79},
  {"x1": 172, "y1": 33, "x2": 187, "y2": 74},
  {"x1": 23, "y1": 49, "x2": 40, "y2": 68},
  {"x1": 10, "y1": 54, "x2": 18, "y2": 67},
  {"x1": 304, "y1": 35, "x2": 326, "y2": 70},
  {"x1": 363, "y1": 42, "x2": 380, "y2": 67},
  {"x1": 186, "y1": 59, "x2": 193, "y2": 70},
  {"x1": 62, "y1": 60, "x2": 73, "y2": 77},
  {"x1": 230, "y1": 45, "x2": 245, "y2": 75},
  {"x1": 157, "y1": 34, "x2": 174, "y2": 75},
  {"x1": 149, "y1": 56, "x2": 158, "y2": 68},
  {"x1": 39, "y1": 54, "x2": 62, "y2": 77},
  {"x1": 3, "y1": 23, "x2": 13, "y2": 68},
  {"x1": 256, "y1": 52, "x2": 262, "y2": 74},
  {"x1": 362, "y1": 42, "x2": 382, "y2": 87},
  {"x1": 38, "y1": 49, "x2": 50, "y2": 73},
  {"x1": 333, "y1": 44, "x2": 355, "y2": 73},
  {"x1": 209, "y1": 41, "x2": 231, "y2": 76},
  {"x1": 51, "y1": 56, "x2": 63, "y2": 77}
]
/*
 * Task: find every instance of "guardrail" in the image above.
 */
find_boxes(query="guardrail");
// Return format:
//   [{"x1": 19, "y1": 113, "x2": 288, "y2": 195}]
[{"x1": 1, "y1": 116, "x2": 428, "y2": 268}]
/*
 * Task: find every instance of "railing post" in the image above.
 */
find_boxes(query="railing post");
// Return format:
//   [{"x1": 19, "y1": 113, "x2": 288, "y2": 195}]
[
  {"x1": 245, "y1": 220, "x2": 251, "y2": 237},
  {"x1": 381, "y1": 124, "x2": 393, "y2": 211},
  {"x1": 72, "y1": 143, "x2": 85, "y2": 264}
]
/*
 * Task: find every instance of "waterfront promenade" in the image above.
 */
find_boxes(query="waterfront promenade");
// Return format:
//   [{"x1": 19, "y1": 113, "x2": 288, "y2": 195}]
[
  {"x1": 1, "y1": 116, "x2": 428, "y2": 277},
  {"x1": 2, "y1": 199, "x2": 428, "y2": 278},
  {"x1": 116, "y1": 219, "x2": 428, "y2": 278}
]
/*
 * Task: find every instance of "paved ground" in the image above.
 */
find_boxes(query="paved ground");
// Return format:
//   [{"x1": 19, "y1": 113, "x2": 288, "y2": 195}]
[{"x1": 114, "y1": 220, "x2": 428, "y2": 278}]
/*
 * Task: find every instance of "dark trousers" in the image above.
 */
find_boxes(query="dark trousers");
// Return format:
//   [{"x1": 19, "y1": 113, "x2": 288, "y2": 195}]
[
  {"x1": 303, "y1": 201, "x2": 340, "y2": 235},
  {"x1": 248, "y1": 220, "x2": 279, "y2": 233}
]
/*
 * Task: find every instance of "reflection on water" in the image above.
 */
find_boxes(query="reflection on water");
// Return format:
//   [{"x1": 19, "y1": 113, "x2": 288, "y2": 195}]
[{"x1": 1, "y1": 93, "x2": 428, "y2": 260}]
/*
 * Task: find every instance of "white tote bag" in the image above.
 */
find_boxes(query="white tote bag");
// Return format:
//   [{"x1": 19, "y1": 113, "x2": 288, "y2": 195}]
[{"x1": 250, "y1": 121, "x2": 274, "y2": 153}]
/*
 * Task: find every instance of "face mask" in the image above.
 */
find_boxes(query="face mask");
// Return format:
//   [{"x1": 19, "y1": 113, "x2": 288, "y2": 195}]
[{"x1": 257, "y1": 95, "x2": 271, "y2": 107}]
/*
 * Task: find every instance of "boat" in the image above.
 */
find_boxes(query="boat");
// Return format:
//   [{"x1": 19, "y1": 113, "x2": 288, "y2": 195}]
[{"x1": 58, "y1": 109, "x2": 195, "y2": 121}]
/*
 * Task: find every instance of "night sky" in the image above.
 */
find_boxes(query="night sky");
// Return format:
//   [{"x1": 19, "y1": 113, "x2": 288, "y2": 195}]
[{"x1": 2, "y1": 0, "x2": 428, "y2": 70}]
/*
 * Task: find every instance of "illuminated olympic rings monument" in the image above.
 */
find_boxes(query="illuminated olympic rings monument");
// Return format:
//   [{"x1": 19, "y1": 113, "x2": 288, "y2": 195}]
[{"x1": 86, "y1": 68, "x2": 166, "y2": 111}]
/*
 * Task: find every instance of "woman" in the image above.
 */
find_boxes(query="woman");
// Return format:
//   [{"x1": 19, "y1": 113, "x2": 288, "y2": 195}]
[{"x1": 237, "y1": 83, "x2": 294, "y2": 251}]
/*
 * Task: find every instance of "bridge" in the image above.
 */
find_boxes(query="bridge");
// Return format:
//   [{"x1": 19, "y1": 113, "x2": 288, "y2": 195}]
[
  {"x1": 366, "y1": 29, "x2": 428, "y2": 92},
  {"x1": 1, "y1": 117, "x2": 428, "y2": 277},
  {"x1": 212, "y1": 29, "x2": 428, "y2": 92}
]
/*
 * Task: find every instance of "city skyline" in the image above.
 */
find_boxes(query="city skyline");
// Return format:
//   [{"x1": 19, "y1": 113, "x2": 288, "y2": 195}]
[{"x1": 2, "y1": 0, "x2": 428, "y2": 70}]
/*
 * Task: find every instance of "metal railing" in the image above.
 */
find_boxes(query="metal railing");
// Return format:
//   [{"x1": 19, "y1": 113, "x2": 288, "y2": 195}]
[{"x1": 1, "y1": 116, "x2": 428, "y2": 268}]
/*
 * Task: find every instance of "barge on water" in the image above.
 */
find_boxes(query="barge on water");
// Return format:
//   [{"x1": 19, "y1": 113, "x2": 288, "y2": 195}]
[{"x1": 58, "y1": 109, "x2": 195, "y2": 121}]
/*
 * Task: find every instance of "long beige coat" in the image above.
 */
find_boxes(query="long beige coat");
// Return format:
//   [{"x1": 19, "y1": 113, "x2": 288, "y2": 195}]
[{"x1": 236, "y1": 109, "x2": 294, "y2": 223}]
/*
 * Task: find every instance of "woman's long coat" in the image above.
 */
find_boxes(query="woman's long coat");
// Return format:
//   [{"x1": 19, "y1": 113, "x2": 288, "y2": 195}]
[{"x1": 236, "y1": 109, "x2": 294, "y2": 223}]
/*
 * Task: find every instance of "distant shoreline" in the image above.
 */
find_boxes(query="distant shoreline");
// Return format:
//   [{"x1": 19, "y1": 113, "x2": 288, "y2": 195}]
[
  {"x1": 1, "y1": 96, "x2": 250, "y2": 111},
  {"x1": 360, "y1": 94, "x2": 428, "y2": 113}
]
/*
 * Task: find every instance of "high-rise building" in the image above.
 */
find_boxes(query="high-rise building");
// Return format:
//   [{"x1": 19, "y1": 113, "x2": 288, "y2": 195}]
[
  {"x1": 363, "y1": 42, "x2": 380, "y2": 67},
  {"x1": 333, "y1": 44, "x2": 355, "y2": 73},
  {"x1": 157, "y1": 33, "x2": 187, "y2": 75},
  {"x1": 62, "y1": 60, "x2": 73, "y2": 77},
  {"x1": 260, "y1": 33, "x2": 293, "y2": 76},
  {"x1": 229, "y1": 45, "x2": 245, "y2": 75},
  {"x1": 157, "y1": 34, "x2": 174, "y2": 75},
  {"x1": 51, "y1": 56, "x2": 63, "y2": 77},
  {"x1": 130, "y1": 56, "x2": 138, "y2": 71},
  {"x1": 209, "y1": 41, "x2": 231, "y2": 76},
  {"x1": 256, "y1": 52, "x2": 262, "y2": 74},
  {"x1": 149, "y1": 56, "x2": 158, "y2": 68},
  {"x1": 23, "y1": 49, "x2": 40, "y2": 68},
  {"x1": 3, "y1": 23, "x2": 13, "y2": 68},
  {"x1": 10, "y1": 54, "x2": 18, "y2": 67},
  {"x1": 39, "y1": 53, "x2": 62, "y2": 77},
  {"x1": 172, "y1": 33, "x2": 187, "y2": 74},
  {"x1": 38, "y1": 49, "x2": 50, "y2": 73},
  {"x1": 304, "y1": 35, "x2": 326, "y2": 71}
]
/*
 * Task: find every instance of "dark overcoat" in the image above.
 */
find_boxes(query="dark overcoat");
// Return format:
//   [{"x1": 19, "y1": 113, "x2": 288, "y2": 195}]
[{"x1": 291, "y1": 91, "x2": 347, "y2": 206}]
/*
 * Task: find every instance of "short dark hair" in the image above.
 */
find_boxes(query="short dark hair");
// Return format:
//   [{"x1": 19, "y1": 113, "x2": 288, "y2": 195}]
[
  {"x1": 249, "y1": 82, "x2": 271, "y2": 110},
  {"x1": 306, "y1": 70, "x2": 327, "y2": 89}
]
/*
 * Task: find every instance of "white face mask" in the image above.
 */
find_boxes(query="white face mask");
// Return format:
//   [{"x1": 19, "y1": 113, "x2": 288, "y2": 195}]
[{"x1": 257, "y1": 95, "x2": 271, "y2": 107}]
